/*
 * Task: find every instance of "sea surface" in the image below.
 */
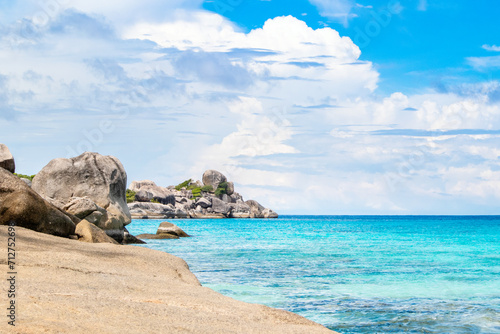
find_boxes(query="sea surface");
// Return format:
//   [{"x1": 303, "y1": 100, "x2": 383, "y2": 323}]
[{"x1": 126, "y1": 216, "x2": 500, "y2": 333}]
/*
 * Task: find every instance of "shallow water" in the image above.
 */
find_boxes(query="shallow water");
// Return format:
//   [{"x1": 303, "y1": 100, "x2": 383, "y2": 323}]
[{"x1": 126, "y1": 216, "x2": 500, "y2": 333}]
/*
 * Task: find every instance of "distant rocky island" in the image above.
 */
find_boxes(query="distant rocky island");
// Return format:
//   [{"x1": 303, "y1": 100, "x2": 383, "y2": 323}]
[
  {"x1": 0, "y1": 145, "x2": 277, "y2": 244},
  {"x1": 127, "y1": 170, "x2": 278, "y2": 219}
]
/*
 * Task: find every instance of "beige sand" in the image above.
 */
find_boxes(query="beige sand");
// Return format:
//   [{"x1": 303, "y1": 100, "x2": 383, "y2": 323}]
[{"x1": 1, "y1": 226, "x2": 338, "y2": 333}]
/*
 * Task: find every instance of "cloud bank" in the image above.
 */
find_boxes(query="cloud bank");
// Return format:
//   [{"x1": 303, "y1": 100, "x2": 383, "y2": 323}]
[{"x1": 1, "y1": 2, "x2": 500, "y2": 214}]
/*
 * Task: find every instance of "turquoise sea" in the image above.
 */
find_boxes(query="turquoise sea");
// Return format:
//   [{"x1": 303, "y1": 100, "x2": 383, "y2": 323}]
[{"x1": 126, "y1": 216, "x2": 500, "y2": 333}]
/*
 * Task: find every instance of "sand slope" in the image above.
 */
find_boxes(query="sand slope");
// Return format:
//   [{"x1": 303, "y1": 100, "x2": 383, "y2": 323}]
[{"x1": 1, "y1": 226, "x2": 337, "y2": 333}]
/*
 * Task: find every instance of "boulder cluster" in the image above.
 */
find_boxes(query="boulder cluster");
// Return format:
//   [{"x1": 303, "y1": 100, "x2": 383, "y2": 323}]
[
  {"x1": 0, "y1": 144, "x2": 278, "y2": 245},
  {"x1": 128, "y1": 170, "x2": 278, "y2": 219},
  {"x1": 0, "y1": 145, "x2": 132, "y2": 244}
]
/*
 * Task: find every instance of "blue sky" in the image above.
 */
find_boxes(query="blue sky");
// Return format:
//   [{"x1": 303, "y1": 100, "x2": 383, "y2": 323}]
[{"x1": 1, "y1": 0, "x2": 500, "y2": 214}]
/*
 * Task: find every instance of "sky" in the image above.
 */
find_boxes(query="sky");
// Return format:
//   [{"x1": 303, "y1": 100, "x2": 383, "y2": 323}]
[{"x1": 1, "y1": 0, "x2": 500, "y2": 215}]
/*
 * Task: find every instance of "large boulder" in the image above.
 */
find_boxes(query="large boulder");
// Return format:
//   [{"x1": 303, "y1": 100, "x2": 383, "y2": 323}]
[
  {"x1": 202, "y1": 170, "x2": 227, "y2": 190},
  {"x1": 32, "y1": 152, "x2": 131, "y2": 238},
  {"x1": 0, "y1": 144, "x2": 15, "y2": 173},
  {"x1": 0, "y1": 167, "x2": 76, "y2": 237}
]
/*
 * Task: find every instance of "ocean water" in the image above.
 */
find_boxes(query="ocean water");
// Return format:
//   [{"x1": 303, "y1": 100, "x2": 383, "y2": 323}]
[{"x1": 126, "y1": 216, "x2": 500, "y2": 333}]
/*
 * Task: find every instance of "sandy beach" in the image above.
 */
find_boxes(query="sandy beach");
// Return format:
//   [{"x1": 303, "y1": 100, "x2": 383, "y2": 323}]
[{"x1": 1, "y1": 226, "x2": 336, "y2": 333}]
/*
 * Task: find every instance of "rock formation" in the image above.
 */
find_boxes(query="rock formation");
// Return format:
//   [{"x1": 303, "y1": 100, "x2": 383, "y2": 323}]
[
  {"x1": 32, "y1": 152, "x2": 131, "y2": 242},
  {"x1": 156, "y1": 221, "x2": 190, "y2": 237},
  {"x1": 202, "y1": 169, "x2": 227, "y2": 190},
  {"x1": 0, "y1": 143, "x2": 15, "y2": 173},
  {"x1": 128, "y1": 170, "x2": 278, "y2": 219},
  {"x1": 137, "y1": 221, "x2": 190, "y2": 239},
  {"x1": 0, "y1": 166, "x2": 76, "y2": 237},
  {"x1": 75, "y1": 220, "x2": 119, "y2": 244}
]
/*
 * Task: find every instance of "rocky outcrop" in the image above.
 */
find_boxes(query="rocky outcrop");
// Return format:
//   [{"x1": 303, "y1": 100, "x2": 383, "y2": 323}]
[
  {"x1": 129, "y1": 180, "x2": 176, "y2": 205},
  {"x1": 123, "y1": 228, "x2": 146, "y2": 244},
  {"x1": 0, "y1": 167, "x2": 76, "y2": 237},
  {"x1": 32, "y1": 152, "x2": 131, "y2": 241},
  {"x1": 128, "y1": 202, "x2": 189, "y2": 219},
  {"x1": 0, "y1": 143, "x2": 15, "y2": 173},
  {"x1": 157, "y1": 221, "x2": 190, "y2": 237},
  {"x1": 128, "y1": 170, "x2": 278, "y2": 219}
]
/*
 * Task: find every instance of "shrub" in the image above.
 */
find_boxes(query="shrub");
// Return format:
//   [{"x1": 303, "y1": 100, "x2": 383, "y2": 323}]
[
  {"x1": 150, "y1": 198, "x2": 160, "y2": 204},
  {"x1": 214, "y1": 182, "x2": 228, "y2": 196},
  {"x1": 191, "y1": 187, "x2": 202, "y2": 200},
  {"x1": 126, "y1": 189, "x2": 136, "y2": 203},
  {"x1": 175, "y1": 179, "x2": 192, "y2": 191},
  {"x1": 14, "y1": 173, "x2": 36, "y2": 181},
  {"x1": 201, "y1": 185, "x2": 213, "y2": 192}
]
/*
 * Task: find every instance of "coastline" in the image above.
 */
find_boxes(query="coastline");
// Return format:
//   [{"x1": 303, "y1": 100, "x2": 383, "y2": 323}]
[{"x1": 1, "y1": 226, "x2": 337, "y2": 333}]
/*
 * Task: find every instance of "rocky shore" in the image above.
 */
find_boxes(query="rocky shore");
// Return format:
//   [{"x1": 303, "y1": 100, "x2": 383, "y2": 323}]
[{"x1": 0, "y1": 226, "x2": 336, "y2": 333}]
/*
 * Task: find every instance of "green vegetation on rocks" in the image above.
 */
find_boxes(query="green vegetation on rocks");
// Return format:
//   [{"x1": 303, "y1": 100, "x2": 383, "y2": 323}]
[
  {"x1": 215, "y1": 182, "x2": 228, "y2": 196},
  {"x1": 191, "y1": 187, "x2": 202, "y2": 200},
  {"x1": 126, "y1": 189, "x2": 136, "y2": 203},
  {"x1": 14, "y1": 173, "x2": 36, "y2": 181},
  {"x1": 201, "y1": 185, "x2": 213, "y2": 192},
  {"x1": 175, "y1": 179, "x2": 192, "y2": 191}
]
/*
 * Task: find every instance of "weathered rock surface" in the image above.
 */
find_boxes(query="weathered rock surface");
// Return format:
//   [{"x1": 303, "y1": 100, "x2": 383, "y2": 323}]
[
  {"x1": 202, "y1": 169, "x2": 227, "y2": 190},
  {"x1": 157, "y1": 221, "x2": 190, "y2": 237},
  {"x1": 64, "y1": 197, "x2": 98, "y2": 219},
  {"x1": 20, "y1": 177, "x2": 32, "y2": 187},
  {"x1": 196, "y1": 197, "x2": 211, "y2": 208},
  {"x1": 32, "y1": 152, "x2": 131, "y2": 238},
  {"x1": 75, "y1": 220, "x2": 119, "y2": 244},
  {"x1": 0, "y1": 143, "x2": 15, "y2": 173},
  {"x1": 130, "y1": 180, "x2": 176, "y2": 205},
  {"x1": 226, "y1": 181, "x2": 235, "y2": 195},
  {"x1": 0, "y1": 167, "x2": 76, "y2": 237},
  {"x1": 0, "y1": 226, "x2": 337, "y2": 333},
  {"x1": 128, "y1": 202, "x2": 188, "y2": 219},
  {"x1": 211, "y1": 197, "x2": 230, "y2": 215},
  {"x1": 230, "y1": 202, "x2": 252, "y2": 218},
  {"x1": 123, "y1": 228, "x2": 146, "y2": 244}
]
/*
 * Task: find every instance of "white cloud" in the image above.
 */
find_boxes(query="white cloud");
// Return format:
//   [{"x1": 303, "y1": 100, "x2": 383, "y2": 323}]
[
  {"x1": 3, "y1": 2, "x2": 500, "y2": 214},
  {"x1": 308, "y1": 0, "x2": 356, "y2": 26},
  {"x1": 467, "y1": 55, "x2": 500, "y2": 70},
  {"x1": 482, "y1": 44, "x2": 500, "y2": 52}
]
